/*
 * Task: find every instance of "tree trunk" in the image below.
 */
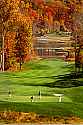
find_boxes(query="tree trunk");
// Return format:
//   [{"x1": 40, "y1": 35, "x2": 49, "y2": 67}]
[{"x1": 2, "y1": 33, "x2": 5, "y2": 72}]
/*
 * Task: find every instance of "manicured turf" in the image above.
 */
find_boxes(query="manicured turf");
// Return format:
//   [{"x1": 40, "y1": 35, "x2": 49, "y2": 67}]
[{"x1": 0, "y1": 59, "x2": 83, "y2": 118}]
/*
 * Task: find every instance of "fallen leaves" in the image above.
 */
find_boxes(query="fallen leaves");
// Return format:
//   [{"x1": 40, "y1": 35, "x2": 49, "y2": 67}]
[{"x1": 0, "y1": 111, "x2": 83, "y2": 124}]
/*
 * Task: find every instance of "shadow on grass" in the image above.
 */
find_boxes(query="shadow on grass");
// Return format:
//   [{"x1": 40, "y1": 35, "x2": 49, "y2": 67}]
[
  {"x1": 16, "y1": 71, "x2": 83, "y2": 88},
  {"x1": 39, "y1": 71, "x2": 83, "y2": 88}
]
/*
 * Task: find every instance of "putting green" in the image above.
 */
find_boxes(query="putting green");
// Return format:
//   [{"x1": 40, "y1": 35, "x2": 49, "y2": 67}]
[{"x1": 0, "y1": 95, "x2": 72, "y2": 102}]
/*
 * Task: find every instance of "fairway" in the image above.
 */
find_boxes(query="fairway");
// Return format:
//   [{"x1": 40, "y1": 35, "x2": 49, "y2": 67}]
[{"x1": 0, "y1": 59, "x2": 83, "y2": 118}]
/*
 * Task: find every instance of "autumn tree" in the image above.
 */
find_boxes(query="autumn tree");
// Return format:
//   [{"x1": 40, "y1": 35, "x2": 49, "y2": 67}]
[
  {"x1": 0, "y1": 0, "x2": 21, "y2": 71},
  {"x1": 4, "y1": 31, "x2": 16, "y2": 70},
  {"x1": 72, "y1": 12, "x2": 83, "y2": 72},
  {"x1": 0, "y1": 0, "x2": 33, "y2": 70}
]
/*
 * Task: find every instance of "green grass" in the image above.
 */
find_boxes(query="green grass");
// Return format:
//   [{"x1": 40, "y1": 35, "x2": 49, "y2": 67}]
[{"x1": 0, "y1": 59, "x2": 83, "y2": 118}]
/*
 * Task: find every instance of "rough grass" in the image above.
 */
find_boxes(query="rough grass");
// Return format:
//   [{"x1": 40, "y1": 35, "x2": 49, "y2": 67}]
[{"x1": 0, "y1": 59, "x2": 83, "y2": 118}]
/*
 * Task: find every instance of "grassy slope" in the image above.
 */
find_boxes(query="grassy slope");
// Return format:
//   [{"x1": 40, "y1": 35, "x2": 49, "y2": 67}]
[{"x1": 0, "y1": 59, "x2": 83, "y2": 118}]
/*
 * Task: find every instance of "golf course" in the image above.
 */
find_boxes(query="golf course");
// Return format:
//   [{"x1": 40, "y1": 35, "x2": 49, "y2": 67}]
[{"x1": 0, "y1": 58, "x2": 83, "y2": 119}]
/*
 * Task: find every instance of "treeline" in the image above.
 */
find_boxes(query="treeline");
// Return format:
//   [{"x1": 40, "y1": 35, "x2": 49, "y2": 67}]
[
  {"x1": 31, "y1": 0, "x2": 83, "y2": 33},
  {"x1": 0, "y1": 0, "x2": 83, "y2": 71}
]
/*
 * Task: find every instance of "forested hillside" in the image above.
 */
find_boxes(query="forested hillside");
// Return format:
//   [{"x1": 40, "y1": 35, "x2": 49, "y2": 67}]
[{"x1": 0, "y1": 0, "x2": 83, "y2": 70}]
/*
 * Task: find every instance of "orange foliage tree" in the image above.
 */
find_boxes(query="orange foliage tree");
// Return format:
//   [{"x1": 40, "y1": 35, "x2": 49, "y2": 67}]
[
  {"x1": 0, "y1": 0, "x2": 33, "y2": 70},
  {"x1": 72, "y1": 12, "x2": 83, "y2": 72}
]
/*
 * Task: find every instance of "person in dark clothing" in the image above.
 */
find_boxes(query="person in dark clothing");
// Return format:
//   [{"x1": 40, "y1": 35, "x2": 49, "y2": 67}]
[
  {"x1": 30, "y1": 96, "x2": 33, "y2": 102},
  {"x1": 8, "y1": 90, "x2": 11, "y2": 97},
  {"x1": 38, "y1": 91, "x2": 41, "y2": 99}
]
